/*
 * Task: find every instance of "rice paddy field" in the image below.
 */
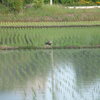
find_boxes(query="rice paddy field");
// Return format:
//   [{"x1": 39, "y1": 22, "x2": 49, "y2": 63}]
[
  {"x1": 0, "y1": 21, "x2": 100, "y2": 100},
  {"x1": 0, "y1": 26, "x2": 100, "y2": 47},
  {"x1": 0, "y1": 49, "x2": 100, "y2": 100}
]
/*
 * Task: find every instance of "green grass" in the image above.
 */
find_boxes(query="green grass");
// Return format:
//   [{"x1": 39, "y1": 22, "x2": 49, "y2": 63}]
[
  {"x1": 0, "y1": 27, "x2": 100, "y2": 47},
  {"x1": 0, "y1": 4, "x2": 100, "y2": 22},
  {"x1": 0, "y1": 21, "x2": 100, "y2": 26}
]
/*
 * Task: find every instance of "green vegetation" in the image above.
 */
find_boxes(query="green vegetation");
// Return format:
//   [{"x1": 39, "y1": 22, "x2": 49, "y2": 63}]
[
  {"x1": 1, "y1": 0, "x2": 24, "y2": 12},
  {"x1": 0, "y1": 0, "x2": 100, "y2": 99},
  {"x1": 0, "y1": 27, "x2": 100, "y2": 47},
  {"x1": 0, "y1": 0, "x2": 100, "y2": 49},
  {"x1": 45, "y1": 0, "x2": 100, "y2": 5},
  {"x1": 0, "y1": 21, "x2": 100, "y2": 26},
  {"x1": 0, "y1": 0, "x2": 100, "y2": 13},
  {"x1": 0, "y1": 5, "x2": 100, "y2": 22},
  {"x1": 1, "y1": 0, "x2": 43, "y2": 12}
]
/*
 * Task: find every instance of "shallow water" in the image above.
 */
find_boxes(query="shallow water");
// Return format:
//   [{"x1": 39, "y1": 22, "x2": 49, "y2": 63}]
[{"x1": 0, "y1": 49, "x2": 100, "y2": 100}]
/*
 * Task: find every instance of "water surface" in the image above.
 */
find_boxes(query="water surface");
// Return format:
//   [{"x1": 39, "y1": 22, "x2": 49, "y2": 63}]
[{"x1": 0, "y1": 49, "x2": 100, "y2": 100}]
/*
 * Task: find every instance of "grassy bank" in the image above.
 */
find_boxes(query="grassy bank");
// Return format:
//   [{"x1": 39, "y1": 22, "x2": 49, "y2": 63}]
[
  {"x1": 0, "y1": 5, "x2": 100, "y2": 22},
  {"x1": 0, "y1": 27, "x2": 100, "y2": 47}
]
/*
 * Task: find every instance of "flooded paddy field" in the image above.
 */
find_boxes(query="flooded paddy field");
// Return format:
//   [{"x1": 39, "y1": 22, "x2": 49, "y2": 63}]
[{"x1": 0, "y1": 49, "x2": 100, "y2": 100}]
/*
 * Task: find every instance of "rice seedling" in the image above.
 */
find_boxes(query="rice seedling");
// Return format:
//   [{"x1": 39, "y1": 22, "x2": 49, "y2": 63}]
[
  {"x1": 0, "y1": 21, "x2": 100, "y2": 26},
  {"x1": 0, "y1": 27, "x2": 100, "y2": 47}
]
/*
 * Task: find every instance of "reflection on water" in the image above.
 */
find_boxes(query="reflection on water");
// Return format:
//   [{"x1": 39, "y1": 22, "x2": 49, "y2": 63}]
[{"x1": 0, "y1": 49, "x2": 100, "y2": 100}]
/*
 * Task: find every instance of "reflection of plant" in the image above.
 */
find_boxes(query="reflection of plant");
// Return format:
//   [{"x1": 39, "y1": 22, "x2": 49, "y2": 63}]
[
  {"x1": 0, "y1": 49, "x2": 100, "y2": 94},
  {"x1": 0, "y1": 50, "x2": 51, "y2": 90},
  {"x1": 54, "y1": 49, "x2": 100, "y2": 85},
  {"x1": 31, "y1": 87, "x2": 36, "y2": 100}
]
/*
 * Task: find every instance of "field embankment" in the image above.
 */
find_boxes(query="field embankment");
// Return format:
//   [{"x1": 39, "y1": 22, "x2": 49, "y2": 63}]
[{"x1": 0, "y1": 5, "x2": 100, "y2": 22}]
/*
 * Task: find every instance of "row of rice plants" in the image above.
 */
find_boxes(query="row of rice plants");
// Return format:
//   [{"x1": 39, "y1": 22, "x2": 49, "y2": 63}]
[
  {"x1": 0, "y1": 27, "x2": 100, "y2": 47},
  {"x1": 0, "y1": 21, "x2": 100, "y2": 26}
]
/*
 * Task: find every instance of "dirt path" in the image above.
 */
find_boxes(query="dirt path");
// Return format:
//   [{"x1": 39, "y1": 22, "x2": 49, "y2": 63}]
[
  {"x1": 0, "y1": 45, "x2": 100, "y2": 50},
  {"x1": 66, "y1": 6, "x2": 100, "y2": 9},
  {"x1": 0, "y1": 24, "x2": 100, "y2": 28}
]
